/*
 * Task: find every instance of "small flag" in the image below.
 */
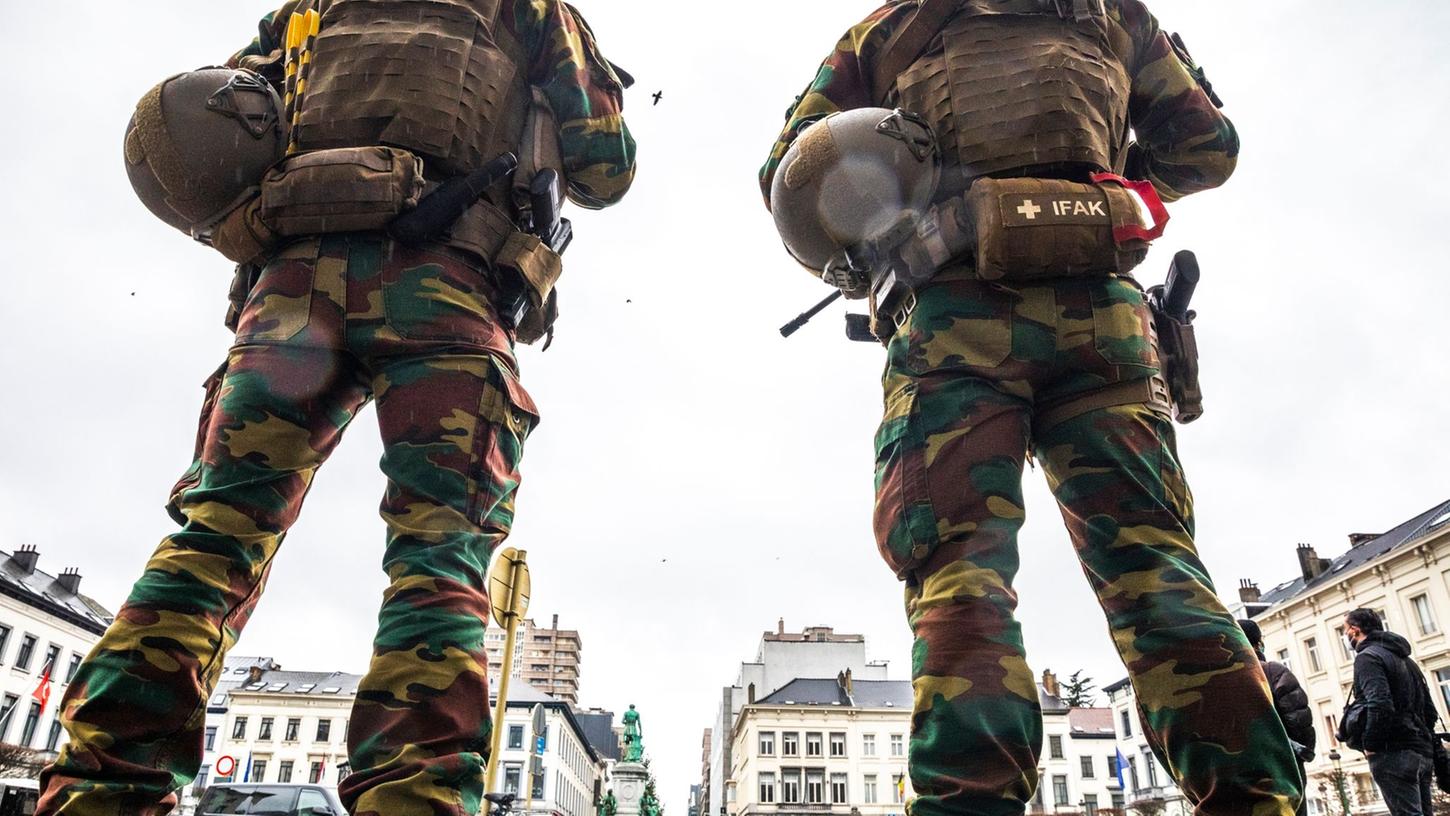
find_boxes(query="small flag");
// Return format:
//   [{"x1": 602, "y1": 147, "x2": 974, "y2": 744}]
[
  {"x1": 1115, "y1": 748, "x2": 1127, "y2": 789},
  {"x1": 31, "y1": 662, "x2": 53, "y2": 712}
]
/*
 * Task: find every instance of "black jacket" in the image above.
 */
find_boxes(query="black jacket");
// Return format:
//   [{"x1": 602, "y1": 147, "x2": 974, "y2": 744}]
[
  {"x1": 1260, "y1": 657, "x2": 1316, "y2": 753},
  {"x1": 1352, "y1": 631, "x2": 1438, "y2": 755}
]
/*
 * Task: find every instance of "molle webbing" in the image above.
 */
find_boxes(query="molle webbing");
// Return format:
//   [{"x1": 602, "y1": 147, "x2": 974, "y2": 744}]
[
  {"x1": 895, "y1": 1, "x2": 1130, "y2": 182},
  {"x1": 294, "y1": 0, "x2": 529, "y2": 179}
]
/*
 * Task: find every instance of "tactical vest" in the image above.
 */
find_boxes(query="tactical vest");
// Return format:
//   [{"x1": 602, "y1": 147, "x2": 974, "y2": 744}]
[
  {"x1": 294, "y1": 0, "x2": 530, "y2": 181},
  {"x1": 894, "y1": 0, "x2": 1132, "y2": 189}
]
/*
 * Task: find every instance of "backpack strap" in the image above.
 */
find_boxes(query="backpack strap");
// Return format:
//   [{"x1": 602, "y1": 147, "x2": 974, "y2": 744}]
[{"x1": 872, "y1": 0, "x2": 960, "y2": 105}]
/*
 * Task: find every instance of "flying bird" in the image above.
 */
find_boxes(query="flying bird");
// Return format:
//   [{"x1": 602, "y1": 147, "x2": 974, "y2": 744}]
[{"x1": 652, "y1": 90, "x2": 663, "y2": 106}]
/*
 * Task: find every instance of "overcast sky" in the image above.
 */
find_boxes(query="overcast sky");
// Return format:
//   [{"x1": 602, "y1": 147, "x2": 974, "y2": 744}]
[{"x1": 2, "y1": 1, "x2": 1448, "y2": 813}]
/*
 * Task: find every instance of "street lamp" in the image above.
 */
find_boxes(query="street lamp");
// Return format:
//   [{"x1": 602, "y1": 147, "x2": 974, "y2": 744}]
[{"x1": 1327, "y1": 750, "x2": 1351, "y2": 815}]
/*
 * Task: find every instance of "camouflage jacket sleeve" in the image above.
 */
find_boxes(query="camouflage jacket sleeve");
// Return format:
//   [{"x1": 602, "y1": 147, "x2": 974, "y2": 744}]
[
  {"x1": 1119, "y1": 1, "x2": 1239, "y2": 202},
  {"x1": 509, "y1": 0, "x2": 637, "y2": 209},
  {"x1": 758, "y1": 3, "x2": 913, "y2": 208},
  {"x1": 226, "y1": 2, "x2": 304, "y2": 84}
]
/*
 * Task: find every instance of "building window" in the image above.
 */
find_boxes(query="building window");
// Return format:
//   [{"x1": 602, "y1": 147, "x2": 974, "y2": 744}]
[
  {"x1": 309, "y1": 761, "x2": 323, "y2": 783},
  {"x1": 0, "y1": 695, "x2": 19, "y2": 743},
  {"x1": 279, "y1": 761, "x2": 294, "y2": 783},
  {"x1": 1142, "y1": 749, "x2": 1158, "y2": 787},
  {"x1": 892, "y1": 775, "x2": 905, "y2": 804},
  {"x1": 258, "y1": 717, "x2": 274, "y2": 740},
  {"x1": 508, "y1": 725, "x2": 524, "y2": 749},
  {"x1": 806, "y1": 732, "x2": 823, "y2": 757},
  {"x1": 316, "y1": 719, "x2": 331, "y2": 742},
  {"x1": 1049, "y1": 735, "x2": 1064, "y2": 759},
  {"x1": 782, "y1": 769, "x2": 801, "y2": 804},
  {"x1": 0, "y1": 626, "x2": 10, "y2": 664},
  {"x1": 1413, "y1": 595, "x2": 1439, "y2": 635},
  {"x1": 1127, "y1": 758, "x2": 1139, "y2": 792},
  {"x1": 864, "y1": 775, "x2": 878, "y2": 804},
  {"x1": 41, "y1": 644, "x2": 60, "y2": 675},
  {"x1": 65, "y1": 653, "x2": 81, "y2": 684},
  {"x1": 759, "y1": 773, "x2": 776, "y2": 803},
  {"x1": 195, "y1": 765, "x2": 210, "y2": 794},
  {"x1": 285, "y1": 718, "x2": 300, "y2": 742},
  {"x1": 231, "y1": 716, "x2": 248, "y2": 740},
  {"x1": 806, "y1": 771, "x2": 824, "y2": 804},
  {"x1": 45, "y1": 717, "x2": 63, "y2": 751},
  {"x1": 1052, "y1": 775, "x2": 1069, "y2": 806},
  {"x1": 205, "y1": 726, "x2": 217, "y2": 751},
  {"x1": 782, "y1": 732, "x2": 799, "y2": 757},
  {"x1": 15, "y1": 635, "x2": 37, "y2": 671},
  {"x1": 863, "y1": 733, "x2": 876, "y2": 756},
  {"x1": 251, "y1": 760, "x2": 267, "y2": 783},
  {"x1": 1081, "y1": 756, "x2": 1095, "y2": 778},
  {"x1": 1119, "y1": 709, "x2": 1132, "y2": 737},
  {"x1": 1325, "y1": 714, "x2": 1339, "y2": 747},
  {"x1": 21, "y1": 702, "x2": 41, "y2": 747},
  {"x1": 504, "y1": 764, "x2": 522, "y2": 796},
  {"x1": 1083, "y1": 793, "x2": 1098, "y2": 816},
  {"x1": 890, "y1": 734, "x2": 904, "y2": 756},
  {"x1": 830, "y1": 774, "x2": 848, "y2": 804},
  {"x1": 1277, "y1": 648, "x2": 1292, "y2": 673},
  {"x1": 829, "y1": 732, "x2": 846, "y2": 757},
  {"x1": 1305, "y1": 638, "x2": 1323, "y2": 673},
  {"x1": 1107, "y1": 753, "x2": 1119, "y2": 780},
  {"x1": 759, "y1": 731, "x2": 775, "y2": 756},
  {"x1": 1111, "y1": 792, "x2": 1125, "y2": 811}
]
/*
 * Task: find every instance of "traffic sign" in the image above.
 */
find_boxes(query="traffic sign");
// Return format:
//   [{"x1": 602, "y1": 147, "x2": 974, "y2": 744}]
[
  {"x1": 531, "y1": 703, "x2": 547, "y2": 735},
  {"x1": 216, "y1": 755, "x2": 236, "y2": 777},
  {"x1": 535, "y1": 735, "x2": 546, "y2": 755}
]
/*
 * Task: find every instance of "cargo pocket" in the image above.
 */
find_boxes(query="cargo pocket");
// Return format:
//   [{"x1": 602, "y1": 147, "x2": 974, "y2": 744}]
[
  {"x1": 469, "y1": 358, "x2": 540, "y2": 534},
  {"x1": 166, "y1": 360, "x2": 230, "y2": 524},
  {"x1": 1091, "y1": 277, "x2": 1157, "y2": 370},
  {"x1": 233, "y1": 240, "x2": 317, "y2": 344},
  {"x1": 908, "y1": 282, "x2": 1014, "y2": 372},
  {"x1": 873, "y1": 383, "x2": 941, "y2": 579}
]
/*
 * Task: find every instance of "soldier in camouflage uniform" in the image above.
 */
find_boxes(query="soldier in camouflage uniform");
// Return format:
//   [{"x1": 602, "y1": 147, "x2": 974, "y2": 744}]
[
  {"x1": 762, "y1": 2, "x2": 1302, "y2": 815},
  {"x1": 39, "y1": 4, "x2": 634, "y2": 816}
]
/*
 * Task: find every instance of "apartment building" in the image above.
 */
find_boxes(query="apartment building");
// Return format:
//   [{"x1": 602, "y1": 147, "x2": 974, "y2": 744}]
[
  {"x1": 486, "y1": 614, "x2": 583, "y2": 704},
  {"x1": 1035, "y1": 672, "x2": 1124, "y2": 815},
  {"x1": 0, "y1": 546, "x2": 113, "y2": 759}
]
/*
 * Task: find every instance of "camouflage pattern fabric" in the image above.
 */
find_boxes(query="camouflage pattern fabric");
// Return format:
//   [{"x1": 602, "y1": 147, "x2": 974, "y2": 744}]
[
  {"x1": 232, "y1": 0, "x2": 637, "y2": 209},
  {"x1": 38, "y1": 234, "x2": 538, "y2": 816},
  {"x1": 759, "y1": 0, "x2": 1239, "y2": 205},
  {"x1": 875, "y1": 272, "x2": 1302, "y2": 816}
]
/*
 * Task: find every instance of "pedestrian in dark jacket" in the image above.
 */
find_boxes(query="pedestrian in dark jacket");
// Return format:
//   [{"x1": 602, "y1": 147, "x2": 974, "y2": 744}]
[
  {"x1": 1345, "y1": 608, "x2": 1440, "y2": 816},
  {"x1": 1240, "y1": 618, "x2": 1316, "y2": 816}
]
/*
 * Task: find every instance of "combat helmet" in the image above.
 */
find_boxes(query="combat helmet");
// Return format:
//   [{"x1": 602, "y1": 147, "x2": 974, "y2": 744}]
[
  {"x1": 123, "y1": 67, "x2": 285, "y2": 241},
  {"x1": 770, "y1": 108, "x2": 940, "y2": 272}
]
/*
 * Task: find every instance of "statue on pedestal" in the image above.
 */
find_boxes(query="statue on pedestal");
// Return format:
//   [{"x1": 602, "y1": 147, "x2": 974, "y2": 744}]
[
  {"x1": 622, "y1": 704, "x2": 644, "y2": 763},
  {"x1": 597, "y1": 790, "x2": 617, "y2": 816}
]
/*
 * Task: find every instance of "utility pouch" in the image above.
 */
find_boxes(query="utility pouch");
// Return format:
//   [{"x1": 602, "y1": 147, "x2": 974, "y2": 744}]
[
  {"x1": 495, "y1": 230, "x2": 562, "y2": 346},
  {"x1": 1147, "y1": 295, "x2": 1204, "y2": 423},
  {"x1": 259, "y1": 146, "x2": 425, "y2": 236},
  {"x1": 968, "y1": 175, "x2": 1167, "y2": 280}
]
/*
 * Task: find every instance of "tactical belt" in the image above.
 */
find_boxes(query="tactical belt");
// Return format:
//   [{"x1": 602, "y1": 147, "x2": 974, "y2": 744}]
[{"x1": 1034, "y1": 372, "x2": 1173, "y2": 433}]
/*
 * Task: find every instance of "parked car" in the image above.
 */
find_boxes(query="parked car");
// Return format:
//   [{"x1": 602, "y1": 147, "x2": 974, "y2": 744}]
[{"x1": 195, "y1": 783, "x2": 345, "y2": 816}]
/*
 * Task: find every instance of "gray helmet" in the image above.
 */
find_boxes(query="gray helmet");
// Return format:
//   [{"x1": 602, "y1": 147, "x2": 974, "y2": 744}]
[
  {"x1": 770, "y1": 108, "x2": 940, "y2": 272},
  {"x1": 123, "y1": 67, "x2": 285, "y2": 240}
]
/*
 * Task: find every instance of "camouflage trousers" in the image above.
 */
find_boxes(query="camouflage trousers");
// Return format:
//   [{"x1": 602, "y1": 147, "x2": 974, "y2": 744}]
[
  {"x1": 874, "y1": 272, "x2": 1302, "y2": 816},
  {"x1": 40, "y1": 234, "x2": 537, "y2": 816}
]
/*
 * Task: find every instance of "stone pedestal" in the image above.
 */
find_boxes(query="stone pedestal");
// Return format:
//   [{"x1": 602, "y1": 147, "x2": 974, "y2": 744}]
[{"x1": 611, "y1": 761, "x2": 650, "y2": 816}]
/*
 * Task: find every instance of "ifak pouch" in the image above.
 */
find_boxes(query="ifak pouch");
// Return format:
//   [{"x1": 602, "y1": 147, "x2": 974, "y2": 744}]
[
  {"x1": 967, "y1": 174, "x2": 1168, "y2": 281},
  {"x1": 259, "y1": 146, "x2": 426, "y2": 236}
]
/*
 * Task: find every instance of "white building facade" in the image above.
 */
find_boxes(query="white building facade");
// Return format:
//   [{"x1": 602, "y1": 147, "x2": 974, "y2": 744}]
[
  {"x1": 726, "y1": 676, "x2": 912, "y2": 816},
  {"x1": 1034, "y1": 691, "x2": 1127, "y2": 816},
  {"x1": 1101, "y1": 680, "x2": 1190, "y2": 816},
  {"x1": 489, "y1": 685, "x2": 606, "y2": 816},
  {"x1": 0, "y1": 546, "x2": 113, "y2": 760},
  {"x1": 1244, "y1": 498, "x2": 1450, "y2": 816},
  {"x1": 705, "y1": 622, "x2": 891, "y2": 816}
]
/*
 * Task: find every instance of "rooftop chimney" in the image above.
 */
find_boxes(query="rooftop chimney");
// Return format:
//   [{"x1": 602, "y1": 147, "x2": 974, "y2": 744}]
[
  {"x1": 747, "y1": 683, "x2": 756, "y2": 704},
  {"x1": 248, "y1": 665, "x2": 265, "y2": 683},
  {"x1": 1296, "y1": 543, "x2": 1332, "y2": 583},
  {"x1": 1041, "y1": 669, "x2": 1060, "y2": 698},
  {"x1": 1348, "y1": 533, "x2": 1379, "y2": 548},
  {"x1": 777, "y1": 618, "x2": 785, "y2": 635},
  {"x1": 56, "y1": 569, "x2": 82, "y2": 595},
  {"x1": 552, "y1": 613, "x2": 559, "y2": 630},
  {"x1": 1238, "y1": 580, "x2": 1261, "y2": 604},
  {"x1": 10, "y1": 545, "x2": 38, "y2": 574},
  {"x1": 837, "y1": 668, "x2": 854, "y2": 697}
]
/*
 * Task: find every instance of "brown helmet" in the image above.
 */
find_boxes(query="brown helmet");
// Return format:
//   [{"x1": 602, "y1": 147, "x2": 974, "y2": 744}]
[
  {"x1": 770, "y1": 108, "x2": 940, "y2": 272},
  {"x1": 123, "y1": 67, "x2": 285, "y2": 240}
]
